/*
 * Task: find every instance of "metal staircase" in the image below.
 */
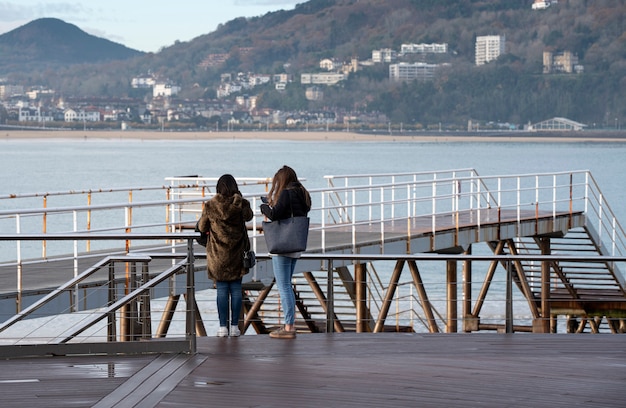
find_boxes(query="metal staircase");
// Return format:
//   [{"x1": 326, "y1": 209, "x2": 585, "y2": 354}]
[{"x1": 487, "y1": 226, "x2": 626, "y2": 333}]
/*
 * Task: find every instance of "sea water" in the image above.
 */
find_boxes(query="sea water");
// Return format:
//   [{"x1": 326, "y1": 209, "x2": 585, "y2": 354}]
[{"x1": 1, "y1": 136, "x2": 625, "y2": 334}]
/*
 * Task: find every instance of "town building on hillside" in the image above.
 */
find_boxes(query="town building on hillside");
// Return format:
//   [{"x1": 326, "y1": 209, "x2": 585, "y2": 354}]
[
  {"x1": 475, "y1": 35, "x2": 505, "y2": 66},
  {"x1": 400, "y1": 43, "x2": 448, "y2": 54},
  {"x1": 300, "y1": 73, "x2": 346, "y2": 86},
  {"x1": 389, "y1": 62, "x2": 441, "y2": 82},
  {"x1": 63, "y1": 108, "x2": 101, "y2": 122},
  {"x1": 18, "y1": 106, "x2": 54, "y2": 123},
  {"x1": 320, "y1": 58, "x2": 340, "y2": 71},
  {"x1": 25, "y1": 87, "x2": 55, "y2": 100},
  {"x1": 235, "y1": 95, "x2": 257, "y2": 111},
  {"x1": 305, "y1": 86, "x2": 324, "y2": 101},
  {"x1": 153, "y1": 82, "x2": 181, "y2": 98},
  {"x1": 273, "y1": 73, "x2": 293, "y2": 84},
  {"x1": 131, "y1": 76, "x2": 156, "y2": 89},
  {"x1": 345, "y1": 58, "x2": 359, "y2": 74},
  {"x1": 528, "y1": 117, "x2": 586, "y2": 131},
  {"x1": 532, "y1": 0, "x2": 558, "y2": 10},
  {"x1": 543, "y1": 51, "x2": 583, "y2": 74},
  {"x1": 0, "y1": 84, "x2": 24, "y2": 100},
  {"x1": 372, "y1": 49, "x2": 397, "y2": 63}
]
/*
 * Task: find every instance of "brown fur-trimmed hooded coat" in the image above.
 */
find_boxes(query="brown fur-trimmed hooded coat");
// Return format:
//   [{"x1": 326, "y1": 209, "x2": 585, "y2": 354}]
[{"x1": 197, "y1": 193, "x2": 253, "y2": 282}]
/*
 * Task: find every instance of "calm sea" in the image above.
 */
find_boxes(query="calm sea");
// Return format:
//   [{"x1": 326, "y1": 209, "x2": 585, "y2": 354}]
[{"x1": 2, "y1": 137, "x2": 625, "y2": 206}]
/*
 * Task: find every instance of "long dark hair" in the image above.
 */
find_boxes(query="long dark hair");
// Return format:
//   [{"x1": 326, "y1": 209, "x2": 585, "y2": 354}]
[
  {"x1": 267, "y1": 165, "x2": 311, "y2": 207},
  {"x1": 216, "y1": 174, "x2": 240, "y2": 197}
]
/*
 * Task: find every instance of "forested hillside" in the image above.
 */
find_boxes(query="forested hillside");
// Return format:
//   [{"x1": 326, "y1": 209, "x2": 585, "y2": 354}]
[{"x1": 2, "y1": 0, "x2": 625, "y2": 127}]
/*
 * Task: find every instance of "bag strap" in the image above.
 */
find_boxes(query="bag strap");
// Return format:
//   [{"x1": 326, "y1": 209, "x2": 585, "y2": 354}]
[
  {"x1": 242, "y1": 217, "x2": 250, "y2": 251},
  {"x1": 288, "y1": 189, "x2": 295, "y2": 218}
]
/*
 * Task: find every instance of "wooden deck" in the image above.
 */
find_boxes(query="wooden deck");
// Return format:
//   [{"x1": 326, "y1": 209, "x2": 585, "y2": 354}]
[{"x1": 0, "y1": 333, "x2": 624, "y2": 407}]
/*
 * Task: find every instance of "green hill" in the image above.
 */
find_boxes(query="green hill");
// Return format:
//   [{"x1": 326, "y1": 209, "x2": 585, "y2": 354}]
[{"x1": 1, "y1": 0, "x2": 624, "y2": 127}]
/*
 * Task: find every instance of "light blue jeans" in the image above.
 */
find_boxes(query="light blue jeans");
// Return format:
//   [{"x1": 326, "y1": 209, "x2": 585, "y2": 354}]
[
  {"x1": 272, "y1": 255, "x2": 298, "y2": 325},
  {"x1": 216, "y1": 279, "x2": 242, "y2": 327}
]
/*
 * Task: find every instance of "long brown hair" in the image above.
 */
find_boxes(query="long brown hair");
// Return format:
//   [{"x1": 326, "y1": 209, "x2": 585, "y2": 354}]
[
  {"x1": 216, "y1": 174, "x2": 240, "y2": 197},
  {"x1": 267, "y1": 165, "x2": 310, "y2": 207}
]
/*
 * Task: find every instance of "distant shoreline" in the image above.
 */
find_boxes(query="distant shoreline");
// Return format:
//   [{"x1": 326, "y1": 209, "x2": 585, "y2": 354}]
[{"x1": 2, "y1": 129, "x2": 626, "y2": 143}]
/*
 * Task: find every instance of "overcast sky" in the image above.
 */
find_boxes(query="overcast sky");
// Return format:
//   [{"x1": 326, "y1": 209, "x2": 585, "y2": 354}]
[{"x1": 0, "y1": 1, "x2": 299, "y2": 52}]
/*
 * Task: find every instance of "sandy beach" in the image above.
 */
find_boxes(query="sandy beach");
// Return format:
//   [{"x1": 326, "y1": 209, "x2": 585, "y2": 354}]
[{"x1": 2, "y1": 129, "x2": 626, "y2": 143}]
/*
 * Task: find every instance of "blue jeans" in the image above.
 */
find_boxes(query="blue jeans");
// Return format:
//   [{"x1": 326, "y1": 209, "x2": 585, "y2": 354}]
[
  {"x1": 216, "y1": 279, "x2": 242, "y2": 327},
  {"x1": 272, "y1": 255, "x2": 298, "y2": 325}
]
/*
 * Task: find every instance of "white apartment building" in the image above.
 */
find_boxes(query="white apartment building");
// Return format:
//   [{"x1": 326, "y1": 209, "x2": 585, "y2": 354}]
[
  {"x1": 372, "y1": 49, "x2": 397, "y2": 63},
  {"x1": 153, "y1": 83, "x2": 181, "y2": 98},
  {"x1": 400, "y1": 43, "x2": 448, "y2": 54},
  {"x1": 63, "y1": 108, "x2": 101, "y2": 122},
  {"x1": 389, "y1": 62, "x2": 439, "y2": 82},
  {"x1": 131, "y1": 76, "x2": 156, "y2": 89},
  {"x1": 18, "y1": 107, "x2": 54, "y2": 123},
  {"x1": 300, "y1": 73, "x2": 345, "y2": 86},
  {"x1": 0, "y1": 84, "x2": 24, "y2": 100},
  {"x1": 475, "y1": 35, "x2": 506, "y2": 66}
]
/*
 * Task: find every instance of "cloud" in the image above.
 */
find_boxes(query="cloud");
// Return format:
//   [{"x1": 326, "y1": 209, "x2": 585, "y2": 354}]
[{"x1": 0, "y1": 2, "x2": 93, "y2": 23}]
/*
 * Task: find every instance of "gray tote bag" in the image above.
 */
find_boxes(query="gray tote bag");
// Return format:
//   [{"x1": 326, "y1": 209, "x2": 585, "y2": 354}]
[{"x1": 262, "y1": 216, "x2": 310, "y2": 254}]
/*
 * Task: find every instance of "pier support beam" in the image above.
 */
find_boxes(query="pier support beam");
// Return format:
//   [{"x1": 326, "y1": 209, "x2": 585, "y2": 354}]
[
  {"x1": 534, "y1": 237, "x2": 551, "y2": 333},
  {"x1": 355, "y1": 263, "x2": 368, "y2": 333},
  {"x1": 446, "y1": 260, "x2": 458, "y2": 333},
  {"x1": 462, "y1": 246, "x2": 473, "y2": 332}
]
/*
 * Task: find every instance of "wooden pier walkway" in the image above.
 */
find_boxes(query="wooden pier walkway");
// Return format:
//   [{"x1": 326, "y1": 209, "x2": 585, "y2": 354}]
[{"x1": 0, "y1": 333, "x2": 624, "y2": 407}]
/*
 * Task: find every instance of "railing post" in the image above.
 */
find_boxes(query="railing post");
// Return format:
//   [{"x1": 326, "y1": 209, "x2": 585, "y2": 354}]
[
  {"x1": 107, "y1": 261, "x2": 117, "y2": 342},
  {"x1": 186, "y1": 237, "x2": 197, "y2": 354},
  {"x1": 15, "y1": 214, "x2": 22, "y2": 313},
  {"x1": 326, "y1": 258, "x2": 334, "y2": 333},
  {"x1": 355, "y1": 262, "x2": 367, "y2": 333},
  {"x1": 446, "y1": 260, "x2": 457, "y2": 333},
  {"x1": 321, "y1": 191, "x2": 326, "y2": 253},
  {"x1": 505, "y1": 260, "x2": 513, "y2": 333}
]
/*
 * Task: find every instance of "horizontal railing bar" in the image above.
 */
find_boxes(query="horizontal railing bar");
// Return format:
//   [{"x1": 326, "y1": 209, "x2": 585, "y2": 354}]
[
  {"x1": 1, "y1": 233, "x2": 624, "y2": 262},
  {"x1": 0, "y1": 255, "x2": 153, "y2": 332},
  {"x1": 294, "y1": 253, "x2": 626, "y2": 263},
  {"x1": 0, "y1": 233, "x2": 199, "y2": 241},
  {"x1": 324, "y1": 168, "x2": 479, "y2": 179},
  {"x1": 58, "y1": 260, "x2": 189, "y2": 343}
]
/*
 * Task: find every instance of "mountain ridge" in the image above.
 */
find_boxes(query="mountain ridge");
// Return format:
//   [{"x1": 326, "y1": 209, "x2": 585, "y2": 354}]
[
  {"x1": 0, "y1": 0, "x2": 624, "y2": 127},
  {"x1": 0, "y1": 17, "x2": 143, "y2": 68}
]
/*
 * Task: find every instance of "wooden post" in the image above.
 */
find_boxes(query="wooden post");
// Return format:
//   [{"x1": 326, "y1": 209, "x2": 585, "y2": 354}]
[
  {"x1": 355, "y1": 263, "x2": 367, "y2": 333},
  {"x1": 447, "y1": 260, "x2": 457, "y2": 333},
  {"x1": 462, "y1": 245, "x2": 473, "y2": 332}
]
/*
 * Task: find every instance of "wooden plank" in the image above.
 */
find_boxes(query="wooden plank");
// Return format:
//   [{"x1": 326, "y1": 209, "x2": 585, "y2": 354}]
[{"x1": 2, "y1": 333, "x2": 624, "y2": 407}]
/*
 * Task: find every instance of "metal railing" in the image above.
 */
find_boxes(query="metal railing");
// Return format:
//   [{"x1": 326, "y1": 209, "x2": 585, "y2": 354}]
[
  {"x1": 0, "y1": 233, "x2": 199, "y2": 356},
  {"x1": 1, "y1": 231, "x2": 625, "y2": 358},
  {"x1": 1, "y1": 169, "x2": 625, "y2": 321},
  {"x1": 317, "y1": 169, "x2": 626, "y2": 258}
]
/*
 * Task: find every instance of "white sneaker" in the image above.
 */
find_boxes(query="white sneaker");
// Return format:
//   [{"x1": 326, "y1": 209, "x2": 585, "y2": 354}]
[
  {"x1": 230, "y1": 325, "x2": 241, "y2": 337},
  {"x1": 217, "y1": 327, "x2": 229, "y2": 337}
]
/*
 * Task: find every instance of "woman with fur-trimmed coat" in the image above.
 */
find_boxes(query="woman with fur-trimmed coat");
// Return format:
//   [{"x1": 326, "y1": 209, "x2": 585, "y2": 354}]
[{"x1": 197, "y1": 174, "x2": 253, "y2": 337}]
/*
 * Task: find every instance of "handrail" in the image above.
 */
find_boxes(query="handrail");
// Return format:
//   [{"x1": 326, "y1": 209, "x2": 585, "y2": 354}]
[
  {"x1": 0, "y1": 233, "x2": 200, "y2": 354},
  {"x1": 2, "y1": 169, "x2": 625, "y2": 293},
  {"x1": 57, "y1": 259, "x2": 188, "y2": 344},
  {"x1": 0, "y1": 254, "x2": 152, "y2": 332},
  {"x1": 0, "y1": 229, "x2": 625, "y2": 353}
]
